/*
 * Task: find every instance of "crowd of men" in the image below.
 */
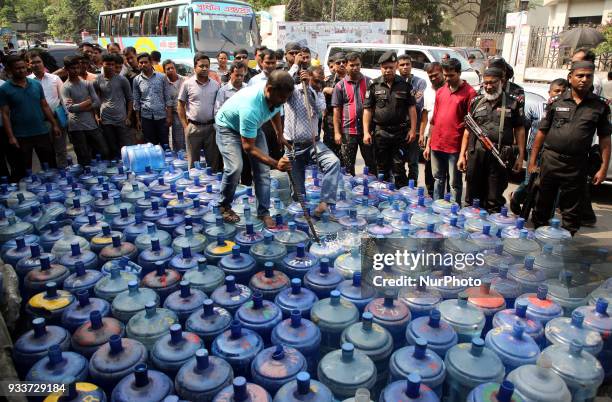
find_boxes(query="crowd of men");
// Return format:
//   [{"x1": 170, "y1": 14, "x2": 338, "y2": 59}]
[{"x1": 0, "y1": 40, "x2": 609, "y2": 235}]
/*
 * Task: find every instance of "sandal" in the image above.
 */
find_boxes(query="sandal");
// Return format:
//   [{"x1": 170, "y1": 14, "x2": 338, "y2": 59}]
[
  {"x1": 258, "y1": 215, "x2": 275, "y2": 229},
  {"x1": 220, "y1": 207, "x2": 240, "y2": 223},
  {"x1": 312, "y1": 202, "x2": 328, "y2": 219}
]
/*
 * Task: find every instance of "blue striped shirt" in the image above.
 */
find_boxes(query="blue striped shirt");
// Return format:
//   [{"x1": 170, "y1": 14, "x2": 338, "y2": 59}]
[
  {"x1": 132, "y1": 71, "x2": 172, "y2": 120},
  {"x1": 525, "y1": 98, "x2": 545, "y2": 150}
]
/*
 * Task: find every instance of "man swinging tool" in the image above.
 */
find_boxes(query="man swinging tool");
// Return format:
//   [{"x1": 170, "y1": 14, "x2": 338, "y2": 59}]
[
  {"x1": 215, "y1": 70, "x2": 293, "y2": 228},
  {"x1": 283, "y1": 68, "x2": 341, "y2": 219}
]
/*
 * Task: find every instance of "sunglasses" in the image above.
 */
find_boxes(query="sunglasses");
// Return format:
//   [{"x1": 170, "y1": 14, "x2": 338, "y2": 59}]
[
  {"x1": 288, "y1": 51, "x2": 299, "y2": 55},
  {"x1": 234, "y1": 56, "x2": 247, "y2": 60},
  {"x1": 335, "y1": 60, "x2": 347, "y2": 65}
]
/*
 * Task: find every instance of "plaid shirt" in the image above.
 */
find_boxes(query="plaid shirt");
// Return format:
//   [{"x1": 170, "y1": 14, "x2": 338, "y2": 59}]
[
  {"x1": 525, "y1": 97, "x2": 545, "y2": 151},
  {"x1": 132, "y1": 71, "x2": 172, "y2": 120},
  {"x1": 283, "y1": 84, "x2": 319, "y2": 144}
]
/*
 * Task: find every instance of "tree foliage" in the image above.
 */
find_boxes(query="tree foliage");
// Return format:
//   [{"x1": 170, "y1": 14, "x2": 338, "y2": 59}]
[
  {"x1": 330, "y1": 0, "x2": 453, "y2": 45},
  {"x1": 4, "y1": 0, "x2": 470, "y2": 46},
  {"x1": 249, "y1": 0, "x2": 284, "y2": 10},
  {"x1": 595, "y1": 24, "x2": 612, "y2": 55},
  {"x1": 14, "y1": 0, "x2": 47, "y2": 27},
  {"x1": 0, "y1": 0, "x2": 17, "y2": 27},
  {"x1": 45, "y1": 0, "x2": 97, "y2": 41}
]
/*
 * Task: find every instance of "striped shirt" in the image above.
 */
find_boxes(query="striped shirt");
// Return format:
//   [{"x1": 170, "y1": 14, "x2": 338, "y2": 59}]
[
  {"x1": 166, "y1": 74, "x2": 186, "y2": 109},
  {"x1": 331, "y1": 74, "x2": 370, "y2": 136},
  {"x1": 214, "y1": 82, "x2": 245, "y2": 116},
  {"x1": 283, "y1": 84, "x2": 319, "y2": 143},
  {"x1": 525, "y1": 97, "x2": 545, "y2": 151}
]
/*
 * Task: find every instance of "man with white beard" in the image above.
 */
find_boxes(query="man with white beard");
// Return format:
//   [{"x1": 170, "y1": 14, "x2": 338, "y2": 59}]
[{"x1": 458, "y1": 67, "x2": 525, "y2": 212}]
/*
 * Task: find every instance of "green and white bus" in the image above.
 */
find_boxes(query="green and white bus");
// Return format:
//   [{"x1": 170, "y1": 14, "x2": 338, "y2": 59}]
[{"x1": 98, "y1": 0, "x2": 259, "y2": 71}]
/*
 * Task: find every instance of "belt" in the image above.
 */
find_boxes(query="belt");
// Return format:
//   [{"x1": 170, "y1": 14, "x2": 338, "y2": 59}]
[
  {"x1": 189, "y1": 119, "x2": 214, "y2": 126},
  {"x1": 542, "y1": 147, "x2": 586, "y2": 161},
  {"x1": 290, "y1": 142, "x2": 312, "y2": 148},
  {"x1": 376, "y1": 123, "x2": 407, "y2": 132}
]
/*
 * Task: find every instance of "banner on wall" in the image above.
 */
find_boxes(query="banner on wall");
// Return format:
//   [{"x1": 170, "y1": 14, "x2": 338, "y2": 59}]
[{"x1": 276, "y1": 21, "x2": 387, "y2": 59}]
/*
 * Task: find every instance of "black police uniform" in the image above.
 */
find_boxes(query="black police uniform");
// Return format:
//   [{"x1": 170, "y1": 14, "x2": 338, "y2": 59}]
[
  {"x1": 486, "y1": 57, "x2": 525, "y2": 115},
  {"x1": 364, "y1": 54, "x2": 416, "y2": 188},
  {"x1": 480, "y1": 80, "x2": 525, "y2": 113},
  {"x1": 533, "y1": 89, "x2": 611, "y2": 234},
  {"x1": 465, "y1": 92, "x2": 524, "y2": 212}
]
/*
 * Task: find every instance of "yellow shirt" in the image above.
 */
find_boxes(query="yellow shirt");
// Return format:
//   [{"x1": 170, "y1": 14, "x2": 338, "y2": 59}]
[{"x1": 153, "y1": 64, "x2": 164, "y2": 73}]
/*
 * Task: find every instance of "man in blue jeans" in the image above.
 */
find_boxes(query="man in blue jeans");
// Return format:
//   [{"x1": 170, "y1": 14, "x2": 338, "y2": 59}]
[
  {"x1": 215, "y1": 70, "x2": 293, "y2": 227},
  {"x1": 284, "y1": 68, "x2": 341, "y2": 217},
  {"x1": 132, "y1": 52, "x2": 172, "y2": 147}
]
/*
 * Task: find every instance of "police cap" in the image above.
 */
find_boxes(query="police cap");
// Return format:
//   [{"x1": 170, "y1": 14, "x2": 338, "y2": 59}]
[
  {"x1": 488, "y1": 56, "x2": 506, "y2": 69},
  {"x1": 483, "y1": 67, "x2": 504, "y2": 79},
  {"x1": 570, "y1": 60, "x2": 596, "y2": 71},
  {"x1": 378, "y1": 51, "x2": 398, "y2": 65}
]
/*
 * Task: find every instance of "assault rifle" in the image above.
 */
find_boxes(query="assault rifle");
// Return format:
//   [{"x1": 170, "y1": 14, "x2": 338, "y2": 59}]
[{"x1": 464, "y1": 113, "x2": 507, "y2": 169}]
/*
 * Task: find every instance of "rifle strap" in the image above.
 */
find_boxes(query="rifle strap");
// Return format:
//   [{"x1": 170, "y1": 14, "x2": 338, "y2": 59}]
[
  {"x1": 498, "y1": 82, "x2": 510, "y2": 151},
  {"x1": 468, "y1": 96, "x2": 486, "y2": 152}
]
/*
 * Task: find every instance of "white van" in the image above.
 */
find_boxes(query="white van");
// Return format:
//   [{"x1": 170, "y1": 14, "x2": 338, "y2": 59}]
[{"x1": 324, "y1": 43, "x2": 481, "y2": 87}]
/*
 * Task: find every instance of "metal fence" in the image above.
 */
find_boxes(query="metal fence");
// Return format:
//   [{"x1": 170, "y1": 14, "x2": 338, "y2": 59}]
[
  {"x1": 526, "y1": 26, "x2": 569, "y2": 69},
  {"x1": 452, "y1": 32, "x2": 506, "y2": 56},
  {"x1": 526, "y1": 25, "x2": 610, "y2": 71}
]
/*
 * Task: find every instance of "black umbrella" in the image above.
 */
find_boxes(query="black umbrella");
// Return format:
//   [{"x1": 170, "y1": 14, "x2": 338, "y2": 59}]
[{"x1": 560, "y1": 27, "x2": 604, "y2": 49}]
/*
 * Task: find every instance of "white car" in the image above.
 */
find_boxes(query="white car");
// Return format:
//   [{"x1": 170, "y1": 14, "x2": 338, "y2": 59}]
[{"x1": 323, "y1": 43, "x2": 481, "y2": 87}]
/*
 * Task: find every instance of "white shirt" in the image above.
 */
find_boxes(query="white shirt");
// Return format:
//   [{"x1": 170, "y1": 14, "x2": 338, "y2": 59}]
[
  {"x1": 247, "y1": 71, "x2": 269, "y2": 87},
  {"x1": 423, "y1": 85, "x2": 437, "y2": 139},
  {"x1": 316, "y1": 92, "x2": 326, "y2": 118},
  {"x1": 28, "y1": 72, "x2": 63, "y2": 110},
  {"x1": 288, "y1": 64, "x2": 300, "y2": 77},
  {"x1": 593, "y1": 74, "x2": 603, "y2": 96}
]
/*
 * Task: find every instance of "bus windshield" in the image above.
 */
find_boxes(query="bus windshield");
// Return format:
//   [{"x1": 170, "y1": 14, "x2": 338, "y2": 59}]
[{"x1": 193, "y1": 12, "x2": 257, "y2": 57}]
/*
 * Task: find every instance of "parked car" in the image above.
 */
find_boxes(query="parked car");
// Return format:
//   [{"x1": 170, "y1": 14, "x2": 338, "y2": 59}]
[
  {"x1": 324, "y1": 43, "x2": 481, "y2": 87},
  {"x1": 452, "y1": 47, "x2": 487, "y2": 76},
  {"x1": 21, "y1": 45, "x2": 78, "y2": 71}
]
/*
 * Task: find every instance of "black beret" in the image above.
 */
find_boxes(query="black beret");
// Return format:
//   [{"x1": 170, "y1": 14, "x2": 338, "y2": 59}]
[
  {"x1": 285, "y1": 42, "x2": 301, "y2": 52},
  {"x1": 570, "y1": 60, "x2": 595, "y2": 71},
  {"x1": 379, "y1": 51, "x2": 398, "y2": 64},
  {"x1": 488, "y1": 56, "x2": 506, "y2": 69},
  {"x1": 483, "y1": 67, "x2": 504, "y2": 78}
]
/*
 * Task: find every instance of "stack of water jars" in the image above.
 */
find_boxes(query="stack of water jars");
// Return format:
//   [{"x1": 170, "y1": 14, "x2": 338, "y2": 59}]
[{"x1": 0, "y1": 151, "x2": 609, "y2": 402}]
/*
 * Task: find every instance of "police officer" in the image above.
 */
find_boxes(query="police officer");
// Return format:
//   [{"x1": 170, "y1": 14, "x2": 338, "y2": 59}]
[
  {"x1": 488, "y1": 56, "x2": 525, "y2": 113},
  {"x1": 529, "y1": 60, "x2": 611, "y2": 235},
  {"x1": 458, "y1": 67, "x2": 526, "y2": 212},
  {"x1": 363, "y1": 51, "x2": 417, "y2": 188}
]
